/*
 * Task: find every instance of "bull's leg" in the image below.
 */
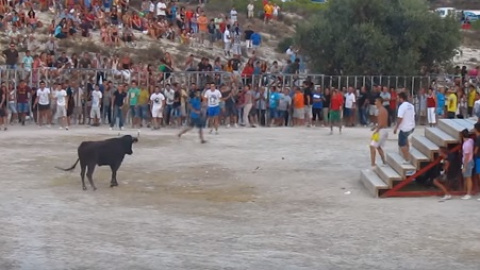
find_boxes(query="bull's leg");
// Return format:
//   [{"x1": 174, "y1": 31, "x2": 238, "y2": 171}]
[
  {"x1": 110, "y1": 164, "x2": 119, "y2": 187},
  {"x1": 86, "y1": 164, "x2": 97, "y2": 191},
  {"x1": 80, "y1": 163, "x2": 87, "y2": 190}
]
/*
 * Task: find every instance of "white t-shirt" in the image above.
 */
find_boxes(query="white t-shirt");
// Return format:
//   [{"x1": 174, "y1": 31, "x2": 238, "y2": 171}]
[
  {"x1": 230, "y1": 9, "x2": 237, "y2": 22},
  {"x1": 156, "y1": 2, "x2": 166, "y2": 16},
  {"x1": 345, "y1": 92, "x2": 355, "y2": 109},
  {"x1": 247, "y1": 4, "x2": 254, "y2": 11},
  {"x1": 204, "y1": 89, "x2": 222, "y2": 107},
  {"x1": 150, "y1": 92, "x2": 165, "y2": 109},
  {"x1": 223, "y1": 29, "x2": 231, "y2": 43},
  {"x1": 56, "y1": 89, "x2": 67, "y2": 106},
  {"x1": 164, "y1": 89, "x2": 175, "y2": 105},
  {"x1": 91, "y1": 90, "x2": 103, "y2": 107},
  {"x1": 397, "y1": 101, "x2": 416, "y2": 132},
  {"x1": 37, "y1": 88, "x2": 51, "y2": 105}
]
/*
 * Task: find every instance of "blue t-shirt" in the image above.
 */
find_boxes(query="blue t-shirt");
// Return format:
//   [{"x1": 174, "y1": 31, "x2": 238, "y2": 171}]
[
  {"x1": 251, "y1": 33, "x2": 261, "y2": 46},
  {"x1": 269, "y1": 92, "x2": 280, "y2": 109},
  {"x1": 436, "y1": 92, "x2": 445, "y2": 108},
  {"x1": 312, "y1": 93, "x2": 323, "y2": 109},
  {"x1": 190, "y1": 97, "x2": 201, "y2": 119},
  {"x1": 54, "y1": 25, "x2": 62, "y2": 36}
]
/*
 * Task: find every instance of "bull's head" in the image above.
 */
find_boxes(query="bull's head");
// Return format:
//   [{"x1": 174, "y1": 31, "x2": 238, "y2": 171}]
[{"x1": 121, "y1": 135, "x2": 138, "y2": 155}]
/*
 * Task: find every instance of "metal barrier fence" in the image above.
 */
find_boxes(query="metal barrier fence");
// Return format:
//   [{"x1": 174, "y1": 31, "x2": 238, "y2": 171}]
[{"x1": 1, "y1": 68, "x2": 477, "y2": 126}]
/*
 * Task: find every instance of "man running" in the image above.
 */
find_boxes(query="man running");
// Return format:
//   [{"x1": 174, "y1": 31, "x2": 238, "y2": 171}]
[
  {"x1": 204, "y1": 83, "x2": 222, "y2": 134},
  {"x1": 433, "y1": 147, "x2": 461, "y2": 202},
  {"x1": 370, "y1": 97, "x2": 388, "y2": 168},
  {"x1": 178, "y1": 90, "x2": 206, "y2": 144}
]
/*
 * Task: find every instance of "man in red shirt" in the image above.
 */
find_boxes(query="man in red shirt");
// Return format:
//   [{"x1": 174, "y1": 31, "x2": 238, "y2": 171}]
[
  {"x1": 329, "y1": 88, "x2": 344, "y2": 135},
  {"x1": 16, "y1": 80, "x2": 31, "y2": 126}
]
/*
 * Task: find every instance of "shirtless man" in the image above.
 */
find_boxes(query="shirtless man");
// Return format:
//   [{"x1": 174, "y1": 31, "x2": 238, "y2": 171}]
[{"x1": 370, "y1": 97, "x2": 388, "y2": 168}]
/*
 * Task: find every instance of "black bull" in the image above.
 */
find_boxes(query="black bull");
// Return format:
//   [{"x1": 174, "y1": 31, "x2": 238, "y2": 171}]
[{"x1": 55, "y1": 135, "x2": 139, "y2": 190}]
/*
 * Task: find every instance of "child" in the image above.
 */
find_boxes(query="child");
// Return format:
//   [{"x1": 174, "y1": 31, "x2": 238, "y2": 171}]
[{"x1": 178, "y1": 90, "x2": 206, "y2": 144}]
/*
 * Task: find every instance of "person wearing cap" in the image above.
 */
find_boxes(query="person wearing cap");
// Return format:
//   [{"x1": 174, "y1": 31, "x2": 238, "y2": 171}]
[{"x1": 446, "y1": 87, "x2": 457, "y2": 119}]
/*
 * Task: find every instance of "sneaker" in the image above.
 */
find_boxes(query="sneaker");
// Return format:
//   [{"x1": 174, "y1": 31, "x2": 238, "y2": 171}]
[
  {"x1": 226, "y1": 124, "x2": 231, "y2": 128},
  {"x1": 109, "y1": 127, "x2": 113, "y2": 131},
  {"x1": 439, "y1": 194, "x2": 452, "y2": 202},
  {"x1": 461, "y1": 194, "x2": 472, "y2": 200},
  {"x1": 59, "y1": 127, "x2": 63, "y2": 130},
  {"x1": 65, "y1": 126, "x2": 69, "y2": 130},
  {"x1": 234, "y1": 123, "x2": 238, "y2": 128}
]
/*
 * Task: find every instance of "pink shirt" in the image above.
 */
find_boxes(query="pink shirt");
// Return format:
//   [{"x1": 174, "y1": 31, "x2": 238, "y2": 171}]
[{"x1": 463, "y1": 138, "x2": 474, "y2": 163}]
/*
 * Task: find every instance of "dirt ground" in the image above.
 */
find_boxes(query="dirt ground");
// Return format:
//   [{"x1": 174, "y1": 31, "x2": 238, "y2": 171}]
[{"x1": 0, "y1": 125, "x2": 479, "y2": 270}]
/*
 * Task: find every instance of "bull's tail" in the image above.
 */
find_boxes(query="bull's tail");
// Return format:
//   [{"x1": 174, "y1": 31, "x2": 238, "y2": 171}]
[{"x1": 55, "y1": 158, "x2": 80, "y2": 172}]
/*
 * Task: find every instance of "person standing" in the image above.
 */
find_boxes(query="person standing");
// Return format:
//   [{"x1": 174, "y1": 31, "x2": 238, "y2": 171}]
[
  {"x1": 127, "y1": 80, "x2": 140, "y2": 128},
  {"x1": 292, "y1": 86, "x2": 304, "y2": 126},
  {"x1": 322, "y1": 88, "x2": 331, "y2": 127},
  {"x1": 16, "y1": 80, "x2": 31, "y2": 126},
  {"x1": 446, "y1": 88, "x2": 457, "y2": 119},
  {"x1": 55, "y1": 84, "x2": 68, "y2": 130},
  {"x1": 370, "y1": 97, "x2": 388, "y2": 168},
  {"x1": 312, "y1": 87, "x2": 323, "y2": 127},
  {"x1": 426, "y1": 88, "x2": 437, "y2": 127},
  {"x1": 178, "y1": 90, "x2": 206, "y2": 144},
  {"x1": 379, "y1": 86, "x2": 391, "y2": 127},
  {"x1": 150, "y1": 86, "x2": 165, "y2": 130},
  {"x1": 303, "y1": 81, "x2": 313, "y2": 127},
  {"x1": 164, "y1": 84, "x2": 175, "y2": 126},
  {"x1": 110, "y1": 84, "x2": 127, "y2": 130},
  {"x1": 0, "y1": 85, "x2": 6, "y2": 130},
  {"x1": 461, "y1": 128, "x2": 475, "y2": 200},
  {"x1": 357, "y1": 87, "x2": 368, "y2": 126},
  {"x1": 242, "y1": 85, "x2": 256, "y2": 127},
  {"x1": 389, "y1": 87, "x2": 397, "y2": 126},
  {"x1": 344, "y1": 86, "x2": 356, "y2": 127},
  {"x1": 34, "y1": 81, "x2": 51, "y2": 127},
  {"x1": 247, "y1": 1, "x2": 254, "y2": 19},
  {"x1": 102, "y1": 81, "x2": 114, "y2": 126},
  {"x1": 436, "y1": 87, "x2": 446, "y2": 118},
  {"x1": 278, "y1": 87, "x2": 292, "y2": 127},
  {"x1": 329, "y1": 88, "x2": 344, "y2": 135},
  {"x1": 90, "y1": 85, "x2": 102, "y2": 126},
  {"x1": 204, "y1": 83, "x2": 222, "y2": 134},
  {"x1": 268, "y1": 86, "x2": 281, "y2": 127},
  {"x1": 393, "y1": 92, "x2": 416, "y2": 164}
]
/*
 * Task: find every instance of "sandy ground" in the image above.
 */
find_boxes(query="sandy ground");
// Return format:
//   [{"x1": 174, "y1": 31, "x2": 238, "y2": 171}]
[{"x1": 1, "y1": 124, "x2": 480, "y2": 270}]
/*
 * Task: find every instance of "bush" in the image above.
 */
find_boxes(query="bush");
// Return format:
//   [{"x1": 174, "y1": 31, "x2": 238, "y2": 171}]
[{"x1": 277, "y1": 37, "x2": 294, "y2": 53}]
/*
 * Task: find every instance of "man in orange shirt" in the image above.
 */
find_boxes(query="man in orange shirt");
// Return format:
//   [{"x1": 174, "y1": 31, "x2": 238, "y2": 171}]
[
  {"x1": 330, "y1": 88, "x2": 344, "y2": 135},
  {"x1": 197, "y1": 12, "x2": 209, "y2": 46},
  {"x1": 292, "y1": 86, "x2": 304, "y2": 126},
  {"x1": 264, "y1": 2, "x2": 273, "y2": 24}
]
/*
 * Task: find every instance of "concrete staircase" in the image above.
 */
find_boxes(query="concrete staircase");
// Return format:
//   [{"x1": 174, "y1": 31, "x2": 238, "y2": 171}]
[{"x1": 360, "y1": 118, "x2": 477, "y2": 198}]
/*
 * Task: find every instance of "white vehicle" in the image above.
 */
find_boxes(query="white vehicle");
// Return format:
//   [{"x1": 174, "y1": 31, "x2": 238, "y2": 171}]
[{"x1": 435, "y1": 7, "x2": 456, "y2": 18}]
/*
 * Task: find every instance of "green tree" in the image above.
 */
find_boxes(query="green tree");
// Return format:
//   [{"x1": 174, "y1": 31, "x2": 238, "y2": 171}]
[{"x1": 295, "y1": 0, "x2": 461, "y2": 75}]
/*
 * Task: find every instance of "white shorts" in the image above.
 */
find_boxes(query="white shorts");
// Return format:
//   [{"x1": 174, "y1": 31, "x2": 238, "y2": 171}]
[
  {"x1": 55, "y1": 105, "x2": 66, "y2": 118},
  {"x1": 370, "y1": 129, "x2": 389, "y2": 148},
  {"x1": 151, "y1": 106, "x2": 163, "y2": 118},
  {"x1": 304, "y1": 105, "x2": 313, "y2": 118},
  {"x1": 90, "y1": 106, "x2": 101, "y2": 119},
  {"x1": 293, "y1": 108, "x2": 305, "y2": 119},
  {"x1": 369, "y1": 105, "x2": 378, "y2": 116},
  {"x1": 427, "y1": 107, "x2": 436, "y2": 124},
  {"x1": 224, "y1": 42, "x2": 231, "y2": 51}
]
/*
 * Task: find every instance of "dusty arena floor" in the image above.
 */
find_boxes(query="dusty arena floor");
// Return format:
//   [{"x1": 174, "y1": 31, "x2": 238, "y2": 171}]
[{"x1": 0, "y1": 125, "x2": 479, "y2": 270}]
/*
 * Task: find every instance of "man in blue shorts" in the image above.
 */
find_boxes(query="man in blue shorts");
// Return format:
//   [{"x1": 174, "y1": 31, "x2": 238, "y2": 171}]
[
  {"x1": 178, "y1": 90, "x2": 206, "y2": 144},
  {"x1": 203, "y1": 83, "x2": 222, "y2": 135}
]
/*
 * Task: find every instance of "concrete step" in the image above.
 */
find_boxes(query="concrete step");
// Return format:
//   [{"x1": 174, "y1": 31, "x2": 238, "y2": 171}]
[
  {"x1": 453, "y1": 119, "x2": 475, "y2": 132},
  {"x1": 374, "y1": 165, "x2": 401, "y2": 187},
  {"x1": 425, "y1": 127, "x2": 457, "y2": 147},
  {"x1": 437, "y1": 119, "x2": 467, "y2": 141},
  {"x1": 411, "y1": 135, "x2": 440, "y2": 160},
  {"x1": 410, "y1": 147, "x2": 430, "y2": 168},
  {"x1": 360, "y1": 169, "x2": 389, "y2": 198},
  {"x1": 386, "y1": 152, "x2": 417, "y2": 178}
]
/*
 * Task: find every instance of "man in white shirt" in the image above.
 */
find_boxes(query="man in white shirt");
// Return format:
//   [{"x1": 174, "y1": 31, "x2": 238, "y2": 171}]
[
  {"x1": 156, "y1": 0, "x2": 166, "y2": 19},
  {"x1": 247, "y1": 2, "x2": 254, "y2": 18},
  {"x1": 54, "y1": 82, "x2": 68, "y2": 130},
  {"x1": 223, "y1": 25, "x2": 232, "y2": 57},
  {"x1": 34, "y1": 81, "x2": 51, "y2": 127},
  {"x1": 344, "y1": 87, "x2": 356, "y2": 127},
  {"x1": 90, "y1": 85, "x2": 103, "y2": 126},
  {"x1": 150, "y1": 86, "x2": 165, "y2": 130},
  {"x1": 204, "y1": 83, "x2": 222, "y2": 135},
  {"x1": 230, "y1": 7, "x2": 238, "y2": 23},
  {"x1": 393, "y1": 92, "x2": 416, "y2": 164}
]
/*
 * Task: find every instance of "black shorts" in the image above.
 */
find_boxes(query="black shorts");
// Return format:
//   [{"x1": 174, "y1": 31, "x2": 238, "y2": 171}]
[
  {"x1": 447, "y1": 112, "x2": 455, "y2": 119},
  {"x1": 225, "y1": 102, "x2": 237, "y2": 117},
  {"x1": 0, "y1": 108, "x2": 5, "y2": 117},
  {"x1": 38, "y1": 104, "x2": 50, "y2": 111}
]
